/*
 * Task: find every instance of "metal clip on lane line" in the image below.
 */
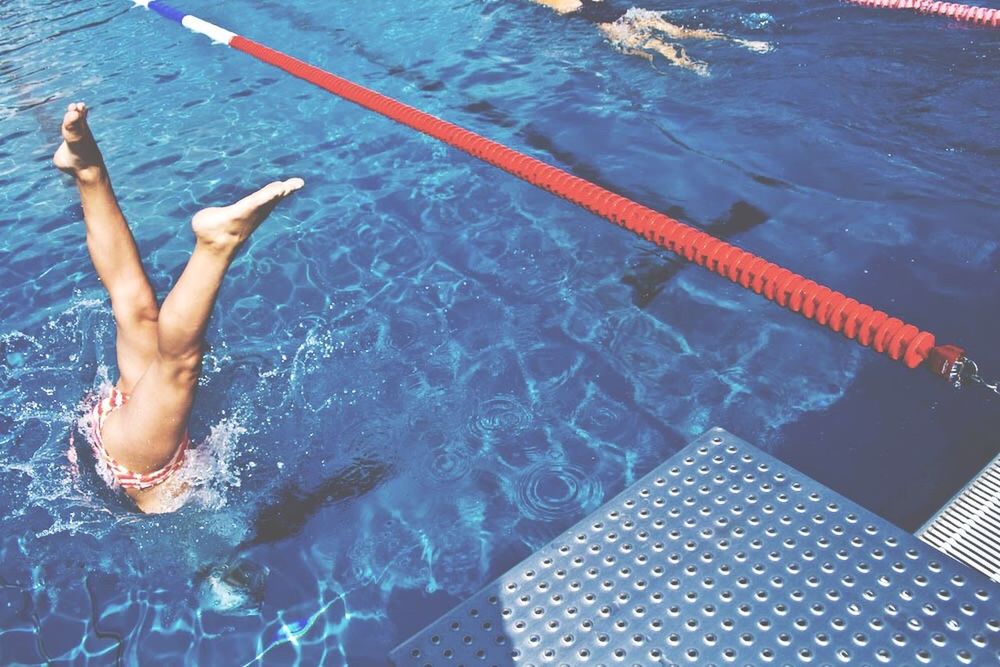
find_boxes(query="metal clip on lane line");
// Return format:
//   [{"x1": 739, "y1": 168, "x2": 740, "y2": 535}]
[
  {"x1": 925, "y1": 344, "x2": 998, "y2": 396},
  {"x1": 955, "y1": 358, "x2": 1000, "y2": 397}
]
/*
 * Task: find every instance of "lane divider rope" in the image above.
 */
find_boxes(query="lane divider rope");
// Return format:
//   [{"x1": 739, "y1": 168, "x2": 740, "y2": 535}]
[
  {"x1": 128, "y1": 0, "x2": 980, "y2": 384},
  {"x1": 844, "y1": 0, "x2": 1000, "y2": 27}
]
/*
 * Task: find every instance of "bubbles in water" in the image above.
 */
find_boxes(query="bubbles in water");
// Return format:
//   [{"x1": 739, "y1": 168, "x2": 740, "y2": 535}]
[{"x1": 510, "y1": 460, "x2": 603, "y2": 523}]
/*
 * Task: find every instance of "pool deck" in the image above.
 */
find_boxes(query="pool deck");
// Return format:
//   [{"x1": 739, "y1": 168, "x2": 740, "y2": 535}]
[
  {"x1": 392, "y1": 428, "x2": 999, "y2": 666},
  {"x1": 919, "y1": 448, "x2": 1000, "y2": 584}
]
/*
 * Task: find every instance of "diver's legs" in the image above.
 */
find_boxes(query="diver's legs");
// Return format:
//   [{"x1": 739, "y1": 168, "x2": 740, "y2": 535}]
[
  {"x1": 99, "y1": 179, "x2": 304, "y2": 474},
  {"x1": 643, "y1": 38, "x2": 709, "y2": 76},
  {"x1": 532, "y1": 0, "x2": 583, "y2": 13},
  {"x1": 617, "y1": 46, "x2": 654, "y2": 63},
  {"x1": 638, "y1": 14, "x2": 772, "y2": 53},
  {"x1": 597, "y1": 21, "x2": 706, "y2": 74},
  {"x1": 54, "y1": 103, "x2": 159, "y2": 392}
]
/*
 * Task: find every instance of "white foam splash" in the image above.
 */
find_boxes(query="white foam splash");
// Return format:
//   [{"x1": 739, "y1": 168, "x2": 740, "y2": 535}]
[
  {"x1": 742, "y1": 12, "x2": 775, "y2": 31},
  {"x1": 600, "y1": 8, "x2": 667, "y2": 48},
  {"x1": 155, "y1": 418, "x2": 246, "y2": 513},
  {"x1": 621, "y1": 7, "x2": 666, "y2": 22}
]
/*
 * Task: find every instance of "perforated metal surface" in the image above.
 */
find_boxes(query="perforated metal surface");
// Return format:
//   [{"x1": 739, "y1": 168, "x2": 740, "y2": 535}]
[
  {"x1": 920, "y1": 449, "x2": 1000, "y2": 583},
  {"x1": 391, "y1": 428, "x2": 999, "y2": 666}
]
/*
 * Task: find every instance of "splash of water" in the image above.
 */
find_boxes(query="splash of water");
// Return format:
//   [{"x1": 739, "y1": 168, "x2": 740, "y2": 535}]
[{"x1": 145, "y1": 417, "x2": 247, "y2": 514}]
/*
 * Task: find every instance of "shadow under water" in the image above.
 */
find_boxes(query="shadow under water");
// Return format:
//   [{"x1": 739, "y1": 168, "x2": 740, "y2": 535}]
[
  {"x1": 243, "y1": 456, "x2": 394, "y2": 547},
  {"x1": 622, "y1": 200, "x2": 770, "y2": 307},
  {"x1": 192, "y1": 456, "x2": 394, "y2": 615}
]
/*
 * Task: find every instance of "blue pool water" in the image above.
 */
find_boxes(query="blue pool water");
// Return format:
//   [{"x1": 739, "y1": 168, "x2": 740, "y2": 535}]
[{"x1": 1, "y1": 0, "x2": 998, "y2": 664}]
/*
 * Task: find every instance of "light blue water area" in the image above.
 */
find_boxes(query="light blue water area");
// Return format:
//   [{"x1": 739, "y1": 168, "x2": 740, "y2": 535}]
[{"x1": 1, "y1": 0, "x2": 998, "y2": 663}]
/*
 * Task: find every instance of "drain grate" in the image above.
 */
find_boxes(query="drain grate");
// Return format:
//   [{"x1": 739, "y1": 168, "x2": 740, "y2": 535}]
[
  {"x1": 919, "y1": 449, "x2": 1000, "y2": 584},
  {"x1": 391, "y1": 428, "x2": 998, "y2": 666}
]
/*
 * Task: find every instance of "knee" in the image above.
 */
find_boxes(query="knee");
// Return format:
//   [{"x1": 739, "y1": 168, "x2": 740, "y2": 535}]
[
  {"x1": 111, "y1": 284, "x2": 159, "y2": 325},
  {"x1": 159, "y1": 349, "x2": 202, "y2": 385}
]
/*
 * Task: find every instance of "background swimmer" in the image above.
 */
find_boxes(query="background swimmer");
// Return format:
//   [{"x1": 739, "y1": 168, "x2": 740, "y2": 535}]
[
  {"x1": 532, "y1": 0, "x2": 771, "y2": 75},
  {"x1": 55, "y1": 102, "x2": 303, "y2": 514}
]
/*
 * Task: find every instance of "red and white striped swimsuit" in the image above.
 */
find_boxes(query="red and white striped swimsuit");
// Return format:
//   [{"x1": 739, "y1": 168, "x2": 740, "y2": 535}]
[{"x1": 90, "y1": 388, "x2": 188, "y2": 490}]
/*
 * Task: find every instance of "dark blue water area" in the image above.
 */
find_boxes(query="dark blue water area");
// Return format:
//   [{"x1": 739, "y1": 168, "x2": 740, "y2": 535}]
[{"x1": 1, "y1": 0, "x2": 998, "y2": 664}]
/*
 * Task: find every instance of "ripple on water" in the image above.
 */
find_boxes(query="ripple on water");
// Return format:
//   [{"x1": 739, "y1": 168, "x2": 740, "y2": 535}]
[
  {"x1": 426, "y1": 439, "x2": 475, "y2": 483},
  {"x1": 573, "y1": 388, "x2": 637, "y2": 443},
  {"x1": 387, "y1": 313, "x2": 422, "y2": 351},
  {"x1": 511, "y1": 460, "x2": 603, "y2": 523},
  {"x1": 467, "y1": 396, "x2": 531, "y2": 441}
]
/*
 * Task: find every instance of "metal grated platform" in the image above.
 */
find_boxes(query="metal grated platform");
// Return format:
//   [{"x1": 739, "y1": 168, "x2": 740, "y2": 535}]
[
  {"x1": 391, "y1": 428, "x2": 999, "y2": 666},
  {"x1": 919, "y1": 449, "x2": 1000, "y2": 584}
]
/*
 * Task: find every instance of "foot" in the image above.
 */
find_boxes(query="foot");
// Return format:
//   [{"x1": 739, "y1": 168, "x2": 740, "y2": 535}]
[
  {"x1": 53, "y1": 102, "x2": 105, "y2": 183},
  {"x1": 191, "y1": 178, "x2": 305, "y2": 253},
  {"x1": 537, "y1": 0, "x2": 583, "y2": 14},
  {"x1": 735, "y1": 39, "x2": 773, "y2": 54}
]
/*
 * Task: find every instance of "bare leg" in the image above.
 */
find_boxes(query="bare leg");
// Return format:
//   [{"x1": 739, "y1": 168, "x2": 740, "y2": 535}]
[
  {"x1": 598, "y1": 22, "x2": 708, "y2": 75},
  {"x1": 99, "y1": 178, "x2": 304, "y2": 482},
  {"x1": 637, "y1": 15, "x2": 726, "y2": 42},
  {"x1": 642, "y1": 38, "x2": 709, "y2": 76},
  {"x1": 532, "y1": 0, "x2": 583, "y2": 13},
  {"x1": 637, "y1": 14, "x2": 772, "y2": 54},
  {"x1": 617, "y1": 46, "x2": 654, "y2": 63},
  {"x1": 54, "y1": 103, "x2": 159, "y2": 392}
]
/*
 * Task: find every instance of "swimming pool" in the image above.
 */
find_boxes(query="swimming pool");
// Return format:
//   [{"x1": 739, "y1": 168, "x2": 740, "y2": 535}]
[{"x1": 1, "y1": 0, "x2": 998, "y2": 663}]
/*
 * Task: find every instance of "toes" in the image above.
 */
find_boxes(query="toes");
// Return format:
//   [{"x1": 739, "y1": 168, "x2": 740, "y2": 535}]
[
  {"x1": 261, "y1": 178, "x2": 304, "y2": 200},
  {"x1": 233, "y1": 178, "x2": 304, "y2": 212},
  {"x1": 241, "y1": 181, "x2": 286, "y2": 208},
  {"x1": 61, "y1": 103, "x2": 90, "y2": 138},
  {"x1": 264, "y1": 180, "x2": 288, "y2": 199},
  {"x1": 283, "y1": 177, "x2": 305, "y2": 194}
]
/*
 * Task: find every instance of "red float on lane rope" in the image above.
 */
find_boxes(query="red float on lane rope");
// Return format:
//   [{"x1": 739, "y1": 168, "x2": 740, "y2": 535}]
[
  {"x1": 132, "y1": 2, "x2": 975, "y2": 382},
  {"x1": 232, "y1": 34, "x2": 956, "y2": 374},
  {"x1": 844, "y1": 0, "x2": 1000, "y2": 27}
]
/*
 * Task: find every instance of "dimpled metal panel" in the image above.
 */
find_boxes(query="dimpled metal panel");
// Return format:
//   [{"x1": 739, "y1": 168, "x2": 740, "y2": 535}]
[{"x1": 391, "y1": 428, "x2": 999, "y2": 666}]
